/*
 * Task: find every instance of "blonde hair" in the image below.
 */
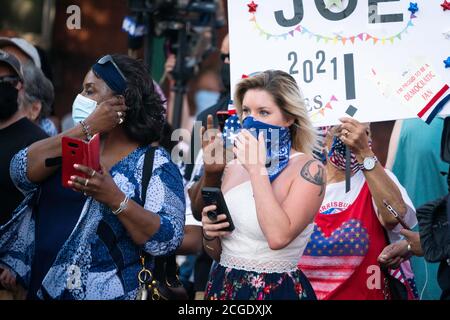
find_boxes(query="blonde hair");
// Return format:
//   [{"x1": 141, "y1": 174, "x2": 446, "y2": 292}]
[{"x1": 234, "y1": 70, "x2": 317, "y2": 155}]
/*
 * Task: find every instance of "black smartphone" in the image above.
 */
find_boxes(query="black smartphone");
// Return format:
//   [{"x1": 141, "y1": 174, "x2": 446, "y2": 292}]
[
  {"x1": 216, "y1": 111, "x2": 230, "y2": 132},
  {"x1": 201, "y1": 187, "x2": 235, "y2": 232}
]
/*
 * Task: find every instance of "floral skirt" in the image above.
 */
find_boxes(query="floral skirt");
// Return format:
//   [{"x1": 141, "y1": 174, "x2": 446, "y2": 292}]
[{"x1": 205, "y1": 264, "x2": 316, "y2": 300}]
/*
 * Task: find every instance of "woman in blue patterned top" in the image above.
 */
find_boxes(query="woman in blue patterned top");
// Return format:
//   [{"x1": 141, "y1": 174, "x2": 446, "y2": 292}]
[{"x1": 0, "y1": 54, "x2": 185, "y2": 300}]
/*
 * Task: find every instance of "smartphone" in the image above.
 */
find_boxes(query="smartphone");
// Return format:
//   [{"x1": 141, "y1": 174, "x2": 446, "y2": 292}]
[
  {"x1": 201, "y1": 187, "x2": 235, "y2": 232},
  {"x1": 217, "y1": 111, "x2": 230, "y2": 132},
  {"x1": 217, "y1": 109, "x2": 237, "y2": 132},
  {"x1": 62, "y1": 134, "x2": 100, "y2": 188},
  {"x1": 383, "y1": 200, "x2": 411, "y2": 231}
]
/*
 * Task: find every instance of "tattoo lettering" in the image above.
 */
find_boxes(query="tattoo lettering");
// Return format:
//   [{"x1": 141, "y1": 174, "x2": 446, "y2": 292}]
[{"x1": 300, "y1": 160, "x2": 325, "y2": 197}]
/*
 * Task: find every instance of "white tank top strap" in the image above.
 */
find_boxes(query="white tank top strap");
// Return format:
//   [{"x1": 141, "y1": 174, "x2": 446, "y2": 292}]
[{"x1": 289, "y1": 152, "x2": 304, "y2": 160}]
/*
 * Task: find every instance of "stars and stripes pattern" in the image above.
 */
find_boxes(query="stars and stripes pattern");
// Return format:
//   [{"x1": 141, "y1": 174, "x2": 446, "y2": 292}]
[
  {"x1": 328, "y1": 136, "x2": 364, "y2": 174},
  {"x1": 222, "y1": 114, "x2": 241, "y2": 148},
  {"x1": 417, "y1": 84, "x2": 450, "y2": 124},
  {"x1": 298, "y1": 219, "x2": 368, "y2": 300}
]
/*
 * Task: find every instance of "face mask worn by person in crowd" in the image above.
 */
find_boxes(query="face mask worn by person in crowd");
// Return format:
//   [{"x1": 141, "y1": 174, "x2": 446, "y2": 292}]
[
  {"x1": 327, "y1": 135, "x2": 363, "y2": 174},
  {"x1": 71, "y1": 94, "x2": 97, "y2": 124},
  {"x1": 223, "y1": 114, "x2": 292, "y2": 183},
  {"x1": 195, "y1": 90, "x2": 220, "y2": 117},
  {"x1": 71, "y1": 55, "x2": 128, "y2": 124},
  {"x1": 325, "y1": 125, "x2": 373, "y2": 174},
  {"x1": 0, "y1": 81, "x2": 19, "y2": 120},
  {"x1": 220, "y1": 62, "x2": 230, "y2": 91}
]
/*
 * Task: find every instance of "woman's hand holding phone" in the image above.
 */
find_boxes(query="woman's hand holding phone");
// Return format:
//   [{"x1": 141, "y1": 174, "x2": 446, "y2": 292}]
[
  {"x1": 67, "y1": 163, "x2": 125, "y2": 210},
  {"x1": 0, "y1": 267, "x2": 16, "y2": 291},
  {"x1": 201, "y1": 205, "x2": 232, "y2": 239}
]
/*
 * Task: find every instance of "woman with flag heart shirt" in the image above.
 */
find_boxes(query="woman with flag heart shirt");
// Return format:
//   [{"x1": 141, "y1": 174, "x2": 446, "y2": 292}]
[{"x1": 298, "y1": 119, "x2": 418, "y2": 300}]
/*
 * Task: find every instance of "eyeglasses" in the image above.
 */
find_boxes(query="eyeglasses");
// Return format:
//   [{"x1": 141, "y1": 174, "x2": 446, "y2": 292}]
[
  {"x1": 220, "y1": 53, "x2": 230, "y2": 62},
  {"x1": 0, "y1": 75, "x2": 20, "y2": 87},
  {"x1": 97, "y1": 55, "x2": 127, "y2": 82}
]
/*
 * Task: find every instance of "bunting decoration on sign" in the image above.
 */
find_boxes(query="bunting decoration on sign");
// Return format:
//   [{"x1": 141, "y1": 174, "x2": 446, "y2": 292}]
[
  {"x1": 309, "y1": 95, "x2": 339, "y2": 121},
  {"x1": 248, "y1": 3, "x2": 418, "y2": 45}
]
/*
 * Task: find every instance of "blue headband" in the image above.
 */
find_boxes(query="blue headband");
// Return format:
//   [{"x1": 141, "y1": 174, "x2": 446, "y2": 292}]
[{"x1": 92, "y1": 61, "x2": 127, "y2": 95}]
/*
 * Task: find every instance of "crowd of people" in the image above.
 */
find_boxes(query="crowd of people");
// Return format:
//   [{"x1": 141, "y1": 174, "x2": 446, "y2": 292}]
[{"x1": 0, "y1": 33, "x2": 449, "y2": 301}]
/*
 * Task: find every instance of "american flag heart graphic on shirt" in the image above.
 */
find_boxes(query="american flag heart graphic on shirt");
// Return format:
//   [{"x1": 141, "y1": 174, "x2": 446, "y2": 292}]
[{"x1": 298, "y1": 219, "x2": 369, "y2": 300}]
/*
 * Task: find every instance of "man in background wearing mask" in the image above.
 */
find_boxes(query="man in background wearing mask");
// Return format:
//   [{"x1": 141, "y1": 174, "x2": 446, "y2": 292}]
[
  {"x1": 0, "y1": 37, "x2": 58, "y2": 136},
  {"x1": 193, "y1": 68, "x2": 222, "y2": 118},
  {"x1": 0, "y1": 50, "x2": 47, "y2": 226}
]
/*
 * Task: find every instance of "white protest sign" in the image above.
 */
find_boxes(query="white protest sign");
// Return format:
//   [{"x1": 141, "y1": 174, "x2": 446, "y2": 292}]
[
  {"x1": 228, "y1": 0, "x2": 450, "y2": 126},
  {"x1": 371, "y1": 57, "x2": 450, "y2": 123}
]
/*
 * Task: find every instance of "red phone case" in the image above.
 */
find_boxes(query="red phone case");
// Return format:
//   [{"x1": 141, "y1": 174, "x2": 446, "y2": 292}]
[{"x1": 62, "y1": 134, "x2": 100, "y2": 188}]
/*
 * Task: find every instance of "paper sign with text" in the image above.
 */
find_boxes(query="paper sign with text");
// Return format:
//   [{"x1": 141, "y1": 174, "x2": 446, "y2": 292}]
[
  {"x1": 228, "y1": 0, "x2": 450, "y2": 126},
  {"x1": 370, "y1": 57, "x2": 450, "y2": 122}
]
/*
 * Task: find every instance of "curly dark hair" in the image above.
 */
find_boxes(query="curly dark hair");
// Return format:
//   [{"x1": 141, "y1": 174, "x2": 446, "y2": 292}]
[{"x1": 110, "y1": 54, "x2": 166, "y2": 145}]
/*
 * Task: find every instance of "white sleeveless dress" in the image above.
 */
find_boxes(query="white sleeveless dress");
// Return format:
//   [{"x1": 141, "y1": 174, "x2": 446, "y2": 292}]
[{"x1": 205, "y1": 154, "x2": 317, "y2": 300}]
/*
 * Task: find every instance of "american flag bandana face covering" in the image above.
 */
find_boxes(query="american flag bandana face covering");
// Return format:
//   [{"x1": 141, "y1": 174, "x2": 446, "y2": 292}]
[
  {"x1": 223, "y1": 115, "x2": 292, "y2": 183},
  {"x1": 328, "y1": 136, "x2": 366, "y2": 174}
]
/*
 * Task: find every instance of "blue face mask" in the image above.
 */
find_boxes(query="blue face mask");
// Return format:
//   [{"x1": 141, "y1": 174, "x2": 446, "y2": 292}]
[
  {"x1": 72, "y1": 94, "x2": 97, "y2": 124},
  {"x1": 195, "y1": 90, "x2": 220, "y2": 116},
  {"x1": 224, "y1": 115, "x2": 292, "y2": 183}
]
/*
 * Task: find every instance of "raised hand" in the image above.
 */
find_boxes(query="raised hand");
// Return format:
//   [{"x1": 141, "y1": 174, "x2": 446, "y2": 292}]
[
  {"x1": 85, "y1": 96, "x2": 128, "y2": 135},
  {"x1": 202, "y1": 115, "x2": 227, "y2": 175},
  {"x1": 233, "y1": 130, "x2": 266, "y2": 176}
]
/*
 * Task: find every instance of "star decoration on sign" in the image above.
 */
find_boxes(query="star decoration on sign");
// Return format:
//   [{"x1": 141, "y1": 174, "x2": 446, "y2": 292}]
[
  {"x1": 441, "y1": 1, "x2": 450, "y2": 11},
  {"x1": 408, "y1": 2, "x2": 419, "y2": 14},
  {"x1": 247, "y1": 1, "x2": 258, "y2": 13},
  {"x1": 324, "y1": 0, "x2": 344, "y2": 9},
  {"x1": 445, "y1": 57, "x2": 450, "y2": 68}
]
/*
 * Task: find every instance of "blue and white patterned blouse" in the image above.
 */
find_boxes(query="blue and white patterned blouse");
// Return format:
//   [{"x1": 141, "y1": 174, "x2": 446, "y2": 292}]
[{"x1": 0, "y1": 146, "x2": 185, "y2": 300}]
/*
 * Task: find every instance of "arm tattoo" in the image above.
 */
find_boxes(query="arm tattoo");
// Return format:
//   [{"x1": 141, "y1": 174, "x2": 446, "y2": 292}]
[{"x1": 300, "y1": 160, "x2": 325, "y2": 197}]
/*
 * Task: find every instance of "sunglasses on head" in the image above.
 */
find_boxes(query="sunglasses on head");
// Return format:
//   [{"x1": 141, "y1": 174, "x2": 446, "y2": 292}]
[
  {"x1": 0, "y1": 75, "x2": 20, "y2": 87},
  {"x1": 97, "y1": 55, "x2": 127, "y2": 82}
]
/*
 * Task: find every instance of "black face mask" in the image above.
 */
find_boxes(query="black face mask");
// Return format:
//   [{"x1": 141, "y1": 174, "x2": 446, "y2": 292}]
[
  {"x1": 0, "y1": 82, "x2": 19, "y2": 120},
  {"x1": 221, "y1": 62, "x2": 230, "y2": 92}
]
